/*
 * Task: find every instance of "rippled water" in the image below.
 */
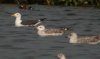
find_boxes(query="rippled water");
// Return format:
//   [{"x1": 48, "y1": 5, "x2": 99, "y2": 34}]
[{"x1": 0, "y1": 4, "x2": 100, "y2": 59}]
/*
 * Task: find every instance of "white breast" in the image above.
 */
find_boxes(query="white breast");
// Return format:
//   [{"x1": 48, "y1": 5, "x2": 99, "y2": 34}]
[{"x1": 15, "y1": 19, "x2": 23, "y2": 27}]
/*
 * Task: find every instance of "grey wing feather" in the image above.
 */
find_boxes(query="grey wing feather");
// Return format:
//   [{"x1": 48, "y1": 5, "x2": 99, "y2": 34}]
[
  {"x1": 78, "y1": 36, "x2": 100, "y2": 43},
  {"x1": 21, "y1": 20, "x2": 38, "y2": 25},
  {"x1": 44, "y1": 28, "x2": 64, "y2": 33}
]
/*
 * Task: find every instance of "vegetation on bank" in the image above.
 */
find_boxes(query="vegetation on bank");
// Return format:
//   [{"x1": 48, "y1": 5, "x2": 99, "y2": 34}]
[{"x1": 0, "y1": 0, "x2": 100, "y2": 8}]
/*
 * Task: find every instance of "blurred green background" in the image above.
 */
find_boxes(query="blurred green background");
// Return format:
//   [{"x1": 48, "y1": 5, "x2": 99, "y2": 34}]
[{"x1": 0, "y1": 0, "x2": 100, "y2": 8}]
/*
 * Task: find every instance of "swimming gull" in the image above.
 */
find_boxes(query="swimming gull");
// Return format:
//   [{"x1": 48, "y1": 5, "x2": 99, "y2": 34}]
[
  {"x1": 57, "y1": 53, "x2": 66, "y2": 59},
  {"x1": 11, "y1": 12, "x2": 45, "y2": 27},
  {"x1": 35, "y1": 24, "x2": 67, "y2": 37},
  {"x1": 16, "y1": 0, "x2": 32, "y2": 10},
  {"x1": 67, "y1": 31, "x2": 100, "y2": 44},
  {"x1": 19, "y1": 4, "x2": 32, "y2": 10}
]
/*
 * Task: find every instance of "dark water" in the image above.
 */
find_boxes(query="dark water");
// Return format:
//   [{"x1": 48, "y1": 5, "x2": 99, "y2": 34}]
[{"x1": 0, "y1": 4, "x2": 100, "y2": 59}]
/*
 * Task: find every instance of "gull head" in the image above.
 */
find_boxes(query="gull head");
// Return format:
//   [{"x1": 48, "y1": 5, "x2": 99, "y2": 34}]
[
  {"x1": 68, "y1": 32, "x2": 77, "y2": 39},
  {"x1": 11, "y1": 12, "x2": 21, "y2": 17},
  {"x1": 36, "y1": 25, "x2": 45, "y2": 31},
  {"x1": 57, "y1": 53, "x2": 66, "y2": 59}
]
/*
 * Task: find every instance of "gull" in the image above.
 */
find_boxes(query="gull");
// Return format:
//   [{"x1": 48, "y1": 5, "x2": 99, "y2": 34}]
[
  {"x1": 67, "y1": 31, "x2": 100, "y2": 44},
  {"x1": 11, "y1": 12, "x2": 45, "y2": 27},
  {"x1": 35, "y1": 25, "x2": 67, "y2": 37},
  {"x1": 57, "y1": 53, "x2": 66, "y2": 59},
  {"x1": 16, "y1": 0, "x2": 32, "y2": 10},
  {"x1": 18, "y1": 4, "x2": 32, "y2": 10}
]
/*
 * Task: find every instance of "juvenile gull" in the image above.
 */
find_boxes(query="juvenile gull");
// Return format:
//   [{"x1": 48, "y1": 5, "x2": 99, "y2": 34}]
[
  {"x1": 67, "y1": 31, "x2": 100, "y2": 44},
  {"x1": 11, "y1": 12, "x2": 45, "y2": 27},
  {"x1": 57, "y1": 53, "x2": 66, "y2": 59},
  {"x1": 35, "y1": 25, "x2": 67, "y2": 37}
]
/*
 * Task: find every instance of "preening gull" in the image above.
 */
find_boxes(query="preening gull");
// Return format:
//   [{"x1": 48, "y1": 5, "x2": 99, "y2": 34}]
[
  {"x1": 57, "y1": 53, "x2": 66, "y2": 59},
  {"x1": 35, "y1": 24, "x2": 67, "y2": 37},
  {"x1": 67, "y1": 31, "x2": 100, "y2": 44},
  {"x1": 11, "y1": 12, "x2": 45, "y2": 27}
]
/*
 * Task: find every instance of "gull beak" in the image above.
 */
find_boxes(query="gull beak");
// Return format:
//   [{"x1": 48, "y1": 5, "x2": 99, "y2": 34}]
[{"x1": 11, "y1": 13, "x2": 15, "y2": 16}]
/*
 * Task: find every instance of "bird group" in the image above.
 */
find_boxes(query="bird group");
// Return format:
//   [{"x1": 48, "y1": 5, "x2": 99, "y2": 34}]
[{"x1": 11, "y1": 12, "x2": 100, "y2": 45}]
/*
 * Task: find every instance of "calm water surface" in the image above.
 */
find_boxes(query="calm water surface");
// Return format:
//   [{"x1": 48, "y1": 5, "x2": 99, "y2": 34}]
[{"x1": 0, "y1": 4, "x2": 100, "y2": 59}]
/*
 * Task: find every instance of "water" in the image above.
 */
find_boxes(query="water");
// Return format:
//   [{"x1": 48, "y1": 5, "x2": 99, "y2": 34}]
[{"x1": 0, "y1": 4, "x2": 100, "y2": 59}]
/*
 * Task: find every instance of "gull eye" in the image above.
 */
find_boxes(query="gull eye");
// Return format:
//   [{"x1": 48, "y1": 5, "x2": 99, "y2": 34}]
[
  {"x1": 68, "y1": 33, "x2": 71, "y2": 36},
  {"x1": 39, "y1": 26, "x2": 41, "y2": 28},
  {"x1": 39, "y1": 26, "x2": 42, "y2": 29},
  {"x1": 17, "y1": 14, "x2": 19, "y2": 15},
  {"x1": 70, "y1": 34, "x2": 71, "y2": 36}
]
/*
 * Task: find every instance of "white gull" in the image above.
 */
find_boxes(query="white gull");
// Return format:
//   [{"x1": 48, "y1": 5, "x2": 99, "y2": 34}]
[{"x1": 11, "y1": 12, "x2": 45, "y2": 27}]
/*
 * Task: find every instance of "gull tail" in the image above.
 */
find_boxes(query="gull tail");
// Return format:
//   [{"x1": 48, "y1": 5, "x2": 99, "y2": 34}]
[{"x1": 39, "y1": 18, "x2": 47, "y2": 21}]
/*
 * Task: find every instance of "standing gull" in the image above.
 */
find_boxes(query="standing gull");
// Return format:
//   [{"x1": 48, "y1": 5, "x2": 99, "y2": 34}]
[
  {"x1": 35, "y1": 24, "x2": 67, "y2": 37},
  {"x1": 57, "y1": 53, "x2": 66, "y2": 59},
  {"x1": 67, "y1": 31, "x2": 100, "y2": 44},
  {"x1": 11, "y1": 12, "x2": 45, "y2": 27}
]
